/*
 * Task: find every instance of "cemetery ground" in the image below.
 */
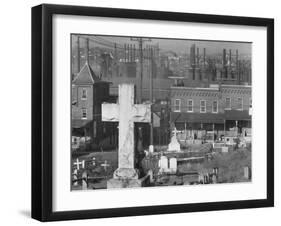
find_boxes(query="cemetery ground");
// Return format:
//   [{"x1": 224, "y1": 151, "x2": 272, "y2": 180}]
[{"x1": 71, "y1": 143, "x2": 252, "y2": 190}]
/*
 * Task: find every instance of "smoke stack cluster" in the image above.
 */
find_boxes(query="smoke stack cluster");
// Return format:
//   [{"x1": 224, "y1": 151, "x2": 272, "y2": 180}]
[{"x1": 124, "y1": 44, "x2": 136, "y2": 62}]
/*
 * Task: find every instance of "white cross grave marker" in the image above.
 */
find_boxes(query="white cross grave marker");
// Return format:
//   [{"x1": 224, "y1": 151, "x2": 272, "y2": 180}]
[
  {"x1": 101, "y1": 160, "x2": 110, "y2": 171},
  {"x1": 102, "y1": 84, "x2": 151, "y2": 179},
  {"x1": 73, "y1": 158, "x2": 85, "y2": 170}
]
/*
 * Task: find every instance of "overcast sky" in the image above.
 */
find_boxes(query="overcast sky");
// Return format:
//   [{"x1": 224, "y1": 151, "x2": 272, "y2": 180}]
[{"x1": 71, "y1": 34, "x2": 252, "y2": 56}]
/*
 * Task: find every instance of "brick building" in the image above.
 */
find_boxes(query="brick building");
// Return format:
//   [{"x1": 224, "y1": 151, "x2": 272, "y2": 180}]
[
  {"x1": 71, "y1": 61, "x2": 118, "y2": 148},
  {"x1": 170, "y1": 84, "x2": 251, "y2": 140}
]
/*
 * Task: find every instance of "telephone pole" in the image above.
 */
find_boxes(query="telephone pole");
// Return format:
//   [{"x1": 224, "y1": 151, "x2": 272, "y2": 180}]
[
  {"x1": 130, "y1": 37, "x2": 151, "y2": 103},
  {"x1": 149, "y1": 47, "x2": 154, "y2": 145},
  {"x1": 76, "y1": 35, "x2": 80, "y2": 74}
]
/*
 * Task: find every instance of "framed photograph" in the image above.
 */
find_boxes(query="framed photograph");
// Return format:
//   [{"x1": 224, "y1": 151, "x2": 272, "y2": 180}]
[{"x1": 31, "y1": 4, "x2": 274, "y2": 221}]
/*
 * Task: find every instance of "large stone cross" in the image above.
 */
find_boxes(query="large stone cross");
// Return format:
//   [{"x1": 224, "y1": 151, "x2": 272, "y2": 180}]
[{"x1": 102, "y1": 84, "x2": 151, "y2": 179}]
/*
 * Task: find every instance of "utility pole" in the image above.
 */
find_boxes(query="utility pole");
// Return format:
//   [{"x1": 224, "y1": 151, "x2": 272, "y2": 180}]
[
  {"x1": 76, "y1": 35, "x2": 80, "y2": 74},
  {"x1": 130, "y1": 37, "x2": 151, "y2": 103},
  {"x1": 149, "y1": 47, "x2": 154, "y2": 146},
  {"x1": 85, "y1": 38, "x2": 89, "y2": 64},
  {"x1": 114, "y1": 43, "x2": 118, "y2": 77}
]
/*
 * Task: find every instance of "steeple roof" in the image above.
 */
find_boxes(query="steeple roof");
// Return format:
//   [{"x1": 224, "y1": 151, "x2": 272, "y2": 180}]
[{"x1": 73, "y1": 62, "x2": 106, "y2": 85}]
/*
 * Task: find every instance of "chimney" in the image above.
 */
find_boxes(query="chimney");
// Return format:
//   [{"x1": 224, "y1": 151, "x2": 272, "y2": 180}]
[
  {"x1": 236, "y1": 49, "x2": 240, "y2": 84},
  {"x1": 196, "y1": 47, "x2": 200, "y2": 66},
  {"x1": 130, "y1": 44, "x2": 133, "y2": 62},
  {"x1": 124, "y1": 44, "x2": 127, "y2": 62},
  {"x1": 133, "y1": 44, "x2": 136, "y2": 61},
  {"x1": 190, "y1": 44, "x2": 196, "y2": 80},
  {"x1": 77, "y1": 36, "x2": 80, "y2": 73},
  {"x1": 223, "y1": 49, "x2": 227, "y2": 79},
  {"x1": 228, "y1": 49, "x2": 232, "y2": 79},
  {"x1": 203, "y1": 48, "x2": 206, "y2": 67}
]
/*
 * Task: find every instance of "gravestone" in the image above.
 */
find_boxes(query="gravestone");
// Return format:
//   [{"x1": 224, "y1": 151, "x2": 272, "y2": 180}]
[
  {"x1": 149, "y1": 145, "x2": 154, "y2": 153},
  {"x1": 212, "y1": 174, "x2": 217, "y2": 184},
  {"x1": 73, "y1": 169, "x2": 78, "y2": 186},
  {"x1": 101, "y1": 160, "x2": 110, "y2": 171},
  {"x1": 73, "y1": 158, "x2": 85, "y2": 170},
  {"x1": 147, "y1": 169, "x2": 154, "y2": 183},
  {"x1": 82, "y1": 171, "x2": 88, "y2": 190},
  {"x1": 102, "y1": 84, "x2": 151, "y2": 188},
  {"x1": 244, "y1": 166, "x2": 250, "y2": 180},
  {"x1": 158, "y1": 156, "x2": 168, "y2": 173},
  {"x1": 92, "y1": 157, "x2": 96, "y2": 166},
  {"x1": 221, "y1": 146, "x2": 228, "y2": 153},
  {"x1": 169, "y1": 158, "x2": 177, "y2": 173},
  {"x1": 167, "y1": 128, "x2": 181, "y2": 152},
  {"x1": 198, "y1": 173, "x2": 204, "y2": 184}
]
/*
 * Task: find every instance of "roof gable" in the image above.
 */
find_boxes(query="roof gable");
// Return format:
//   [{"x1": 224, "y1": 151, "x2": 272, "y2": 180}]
[{"x1": 73, "y1": 62, "x2": 101, "y2": 85}]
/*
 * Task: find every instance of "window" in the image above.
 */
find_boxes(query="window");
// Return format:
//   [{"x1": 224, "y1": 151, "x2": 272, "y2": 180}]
[
  {"x1": 200, "y1": 100, "x2": 206, "y2": 113},
  {"x1": 187, "y1": 99, "x2": 193, "y2": 112},
  {"x1": 82, "y1": 88, "x2": 87, "y2": 99},
  {"x1": 82, "y1": 108, "x2": 87, "y2": 119},
  {"x1": 237, "y1": 97, "x2": 243, "y2": 110},
  {"x1": 174, "y1": 99, "x2": 181, "y2": 112},
  {"x1": 73, "y1": 137, "x2": 78, "y2": 145},
  {"x1": 212, "y1": 100, "x2": 218, "y2": 113},
  {"x1": 225, "y1": 97, "x2": 231, "y2": 109},
  {"x1": 249, "y1": 97, "x2": 252, "y2": 108}
]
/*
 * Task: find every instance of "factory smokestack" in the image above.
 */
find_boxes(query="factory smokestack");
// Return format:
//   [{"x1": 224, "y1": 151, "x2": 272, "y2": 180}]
[
  {"x1": 236, "y1": 49, "x2": 240, "y2": 84},
  {"x1": 190, "y1": 44, "x2": 196, "y2": 80},
  {"x1": 196, "y1": 47, "x2": 200, "y2": 65},
  {"x1": 190, "y1": 44, "x2": 196, "y2": 67},
  {"x1": 77, "y1": 36, "x2": 80, "y2": 73},
  {"x1": 203, "y1": 48, "x2": 206, "y2": 67},
  {"x1": 223, "y1": 49, "x2": 227, "y2": 79},
  {"x1": 85, "y1": 38, "x2": 89, "y2": 64}
]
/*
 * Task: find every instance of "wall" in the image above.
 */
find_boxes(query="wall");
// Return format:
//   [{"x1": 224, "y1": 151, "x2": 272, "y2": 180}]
[
  {"x1": 171, "y1": 85, "x2": 251, "y2": 113},
  {"x1": 0, "y1": 0, "x2": 279, "y2": 226},
  {"x1": 72, "y1": 85, "x2": 94, "y2": 120}
]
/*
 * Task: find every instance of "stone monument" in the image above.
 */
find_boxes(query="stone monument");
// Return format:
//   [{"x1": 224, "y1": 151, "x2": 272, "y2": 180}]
[
  {"x1": 169, "y1": 157, "x2": 177, "y2": 173},
  {"x1": 102, "y1": 84, "x2": 151, "y2": 188},
  {"x1": 167, "y1": 127, "x2": 181, "y2": 152}
]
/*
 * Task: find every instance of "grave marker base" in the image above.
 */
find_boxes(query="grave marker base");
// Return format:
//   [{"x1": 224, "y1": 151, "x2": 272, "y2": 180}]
[{"x1": 107, "y1": 175, "x2": 149, "y2": 188}]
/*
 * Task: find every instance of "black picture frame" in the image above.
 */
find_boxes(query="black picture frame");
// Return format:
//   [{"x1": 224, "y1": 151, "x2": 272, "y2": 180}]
[{"x1": 31, "y1": 3, "x2": 274, "y2": 222}]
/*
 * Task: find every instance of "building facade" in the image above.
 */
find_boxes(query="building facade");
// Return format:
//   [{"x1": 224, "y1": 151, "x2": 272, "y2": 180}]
[
  {"x1": 170, "y1": 84, "x2": 252, "y2": 140},
  {"x1": 72, "y1": 61, "x2": 118, "y2": 149}
]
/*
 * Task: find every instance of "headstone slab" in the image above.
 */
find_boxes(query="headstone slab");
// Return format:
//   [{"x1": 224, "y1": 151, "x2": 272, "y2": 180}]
[
  {"x1": 149, "y1": 145, "x2": 154, "y2": 153},
  {"x1": 221, "y1": 146, "x2": 228, "y2": 153},
  {"x1": 159, "y1": 156, "x2": 168, "y2": 170},
  {"x1": 169, "y1": 158, "x2": 177, "y2": 173},
  {"x1": 82, "y1": 171, "x2": 88, "y2": 190}
]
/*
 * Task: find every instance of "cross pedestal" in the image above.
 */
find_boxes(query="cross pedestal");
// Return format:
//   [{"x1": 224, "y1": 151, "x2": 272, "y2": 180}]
[{"x1": 102, "y1": 84, "x2": 151, "y2": 188}]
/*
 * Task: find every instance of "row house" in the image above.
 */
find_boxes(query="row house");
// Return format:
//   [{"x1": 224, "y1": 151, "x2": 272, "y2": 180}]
[{"x1": 170, "y1": 84, "x2": 251, "y2": 140}]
